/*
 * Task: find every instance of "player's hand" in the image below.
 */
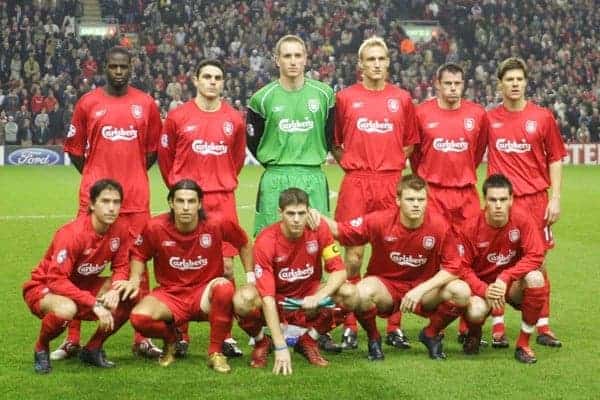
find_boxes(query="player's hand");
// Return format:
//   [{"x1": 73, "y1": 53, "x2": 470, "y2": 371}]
[
  {"x1": 301, "y1": 295, "x2": 320, "y2": 312},
  {"x1": 99, "y1": 289, "x2": 120, "y2": 311},
  {"x1": 93, "y1": 304, "x2": 114, "y2": 332},
  {"x1": 273, "y1": 347, "x2": 292, "y2": 376},
  {"x1": 400, "y1": 287, "x2": 425, "y2": 313},
  {"x1": 113, "y1": 279, "x2": 140, "y2": 300},
  {"x1": 306, "y1": 208, "x2": 321, "y2": 231},
  {"x1": 246, "y1": 271, "x2": 256, "y2": 285},
  {"x1": 486, "y1": 279, "x2": 507, "y2": 306},
  {"x1": 545, "y1": 196, "x2": 560, "y2": 225}
]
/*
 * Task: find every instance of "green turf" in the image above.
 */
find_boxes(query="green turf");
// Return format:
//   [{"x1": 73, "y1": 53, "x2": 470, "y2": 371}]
[{"x1": 0, "y1": 165, "x2": 599, "y2": 399}]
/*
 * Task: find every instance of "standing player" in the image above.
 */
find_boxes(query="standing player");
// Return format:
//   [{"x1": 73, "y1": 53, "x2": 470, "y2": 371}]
[
  {"x1": 460, "y1": 175, "x2": 547, "y2": 364},
  {"x1": 157, "y1": 60, "x2": 247, "y2": 358},
  {"x1": 58, "y1": 46, "x2": 163, "y2": 359},
  {"x1": 410, "y1": 63, "x2": 488, "y2": 341},
  {"x1": 486, "y1": 57, "x2": 566, "y2": 347},
  {"x1": 332, "y1": 36, "x2": 419, "y2": 350},
  {"x1": 122, "y1": 179, "x2": 253, "y2": 373},
  {"x1": 23, "y1": 180, "x2": 134, "y2": 373},
  {"x1": 312, "y1": 175, "x2": 470, "y2": 361},
  {"x1": 246, "y1": 34, "x2": 334, "y2": 237},
  {"x1": 232, "y1": 188, "x2": 357, "y2": 374}
]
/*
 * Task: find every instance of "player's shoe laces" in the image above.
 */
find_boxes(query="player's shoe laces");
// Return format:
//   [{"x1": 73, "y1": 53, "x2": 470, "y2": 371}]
[
  {"x1": 34, "y1": 350, "x2": 51, "y2": 374},
  {"x1": 536, "y1": 331, "x2": 562, "y2": 347},
  {"x1": 491, "y1": 333, "x2": 510, "y2": 348},
  {"x1": 418, "y1": 329, "x2": 447, "y2": 360},
  {"x1": 222, "y1": 338, "x2": 244, "y2": 358},
  {"x1": 367, "y1": 338, "x2": 384, "y2": 361},
  {"x1": 79, "y1": 347, "x2": 115, "y2": 368},
  {"x1": 50, "y1": 339, "x2": 81, "y2": 361},
  {"x1": 207, "y1": 352, "x2": 231, "y2": 373},
  {"x1": 514, "y1": 346, "x2": 537, "y2": 364},
  {"x1": 318, "y1": 333, "x2": 342, "y2": 353},
  {"x1": 132, "y1": 338, "x2": 163, "y2": 359},
  {"x1": 340, "y1": 327, "x2": 358, "y2": 350},
  {"x1": 386, "y1": 328, "x2": 411, "y2": 349},
  {"x1": 251, "y1": 336, "x2": 272, "y2": 368},
  {"x1": 295, "y1": 333, "x2": 329, "y2": 366},
  {"x1": 159, "y1": 342, "x2": 177, "y2": 367}
]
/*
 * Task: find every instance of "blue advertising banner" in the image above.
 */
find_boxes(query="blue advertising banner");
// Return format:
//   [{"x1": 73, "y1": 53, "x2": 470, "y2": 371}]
[{"x1": 4, "y1": 145, "x2": 65, "y2": 166}]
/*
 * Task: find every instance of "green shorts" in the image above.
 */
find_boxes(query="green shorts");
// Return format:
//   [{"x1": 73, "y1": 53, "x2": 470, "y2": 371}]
[{"x1": 254, "y1": 165, "x2": 330, "y2": 235}]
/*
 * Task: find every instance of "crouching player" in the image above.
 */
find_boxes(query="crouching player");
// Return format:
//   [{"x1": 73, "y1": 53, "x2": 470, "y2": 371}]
[
  {"x1": 460, "y1": 174, "x2": 547, "y2": 364},
  {"x1": 233, "y1": 188, "x2": 358, "y2": 375},
  {"x1": 313, "y1": 175, "x2": 470, "y2": 361},
  {"x1": 122, "y1": 179, "x2": 253, "y2": 373},
  {"x1": 23, "y1": 179, "x2": 134, "y2": 374}
]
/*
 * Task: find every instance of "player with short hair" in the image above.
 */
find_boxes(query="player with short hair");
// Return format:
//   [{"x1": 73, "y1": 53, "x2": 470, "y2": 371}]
[
  {"x1": 60, "y1": 46, "x2": 163, "y2": 359},
  {"x1": 122, "y1": 179, "x2": 252, "y2": 373},
  {"x1": 411, "y1": 62, "x2": 489, "y2": 343},
  {"x1": 486, "y1": 57, "x2": 566, "y2": 347},
  {"x1": 157, "y1": 59, "x2": 248, "y2": 358},
  {"x1": 233, "y1": 188, "x2": 357, "y2": 374},
  {"x1": 246, "y1": 35, "x2": 335, "y2": 237},
  {"x1": 23, "y1": 179, "x2": 134, "y2": 374},
  {"x1": 312, "y1": 175, "x2": 470, "y2": 361},
  {"x1": 460, "y1": 174, "x2": 547, "y2": 364},
  {"x1": 332, "y1": 36, "x2": 419, "y2": 351}
]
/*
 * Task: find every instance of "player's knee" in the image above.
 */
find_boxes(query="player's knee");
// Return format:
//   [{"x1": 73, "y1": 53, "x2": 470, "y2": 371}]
[
  {"x1": 445, "y1": 280, "x2": 471, "y2": 307},
  {"x1": 356, "y1": 280, "x2": 377, "y2": 312},
  {"x1": 524, "y1": 270, "x2": 544, "y2": 288},
  {"x1": 466, "y1": 296, "x2": 488, "y2": 323},
  {"x1": 333, "y1": 282, "x2": 359, "y2": 311},
  {"x1": 345, "y1": 248, "x2": 364, "y2": 275},
  {"x1": 233, "y1": 285, "x2": 261, "y2": 317},
  {"x1": 52, "y1": 299, "x2": 77, "y2": 319},
  {"x1": 211, "y1": 279, "x2": 235, "y2": 303}
]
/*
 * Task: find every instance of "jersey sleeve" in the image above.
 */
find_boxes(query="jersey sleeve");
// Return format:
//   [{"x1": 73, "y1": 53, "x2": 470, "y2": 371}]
[
  {"x1": 402, "y1": 96, "x2": 420, "y2": 147},
  {"x1": 473, "y1": 112, "x2": 489, "y2": 167},
  {"x1": 497, "y1": 219, "x2": 545, "y2": 284},
  {"x1": 457, "y1": 230, "x2": 489, "y2": 298},
  {"x1": 254, "y1": 237, "x2": 276, "y2": 298},
  {"x1": 333, "y1": 92, "x2": 345, "y2": 147},
  {"x1": 317, "y1": 221, "x2": 344, "y2": 273},
  {"x1": 130, "y1": 224, "x2": 155, "y2": 263},
  {"x1": 220, "y1": 220, "x2": 249, "y2": 250},
  {"x1": 336, "y1": 214, "x2": 372, "y2": 247},
  {"x1": 157, "y1": 115, "x2": 177, "y2": 187},
  {"x1": 232, "y1": 113, "x2": 247, "y2": 174},
  {"x1": 110, "y1": 225, "x2": 131, "y2": 282},
  {"x1": 145, "y1": 99, "x2": 162, "y2": 154},
  {"x1": 45, "y1": 229, "x2": 97, "y2": 308},
  {"x1": 543, "y1": 110, "x2": 567, "y2": 163},
  {"x1": 63, "y1": 98, "x2": 88, "y2": 157},
  {"x1": 439, "y1": 229, "x2": 462, "y2": 276}
]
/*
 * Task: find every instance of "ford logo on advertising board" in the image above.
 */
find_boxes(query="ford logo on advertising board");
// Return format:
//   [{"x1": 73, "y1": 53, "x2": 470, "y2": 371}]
[{"x1": 7, "y1": 148, "x2": 61, "y2": 165}]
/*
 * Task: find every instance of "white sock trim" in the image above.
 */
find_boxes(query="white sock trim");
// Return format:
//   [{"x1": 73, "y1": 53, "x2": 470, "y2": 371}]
[
  {"x1": 536, "y1": 317, "x2": 549, "y2": 327},
  {"x1": 492, "y1": 316, "x2": 505, "y2": 325},
  {"x1": 254, "y1": 328, "x2": 264, "y2": 342},
  {"x1": 521, "y1": 321, "x2": 535, "y2": 334},
  {"x1": 308, "y1": 328, "x2": 320, "y2": 341}
]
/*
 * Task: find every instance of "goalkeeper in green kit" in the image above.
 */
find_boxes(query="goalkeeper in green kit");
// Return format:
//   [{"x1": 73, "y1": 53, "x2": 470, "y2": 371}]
[{"x1": 247, "y1": 34, "x2": 335, "y2": 237}]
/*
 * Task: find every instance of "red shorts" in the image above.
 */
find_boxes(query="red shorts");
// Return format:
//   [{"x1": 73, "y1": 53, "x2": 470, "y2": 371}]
[
  {"x1": 335, "y1": 171, "x2": 400, "y2": 221},
  {"x1": 427, "y1": 184, "x2": 480, "y2": 232},
  {"x1": 23, "y1": 278, "x2": 107, "y2": 320},
  {"x1": 513, "y1": 191, "x2": 554, "y2": 250},
  {"x1": 203, "y1": 191, "x2": 240, "y2": 257},
  {"x1": 149, "y1": 285, "x2": 209, "y2": 326},
  {"x1": 371, "y1": 276, "x2": 431, "y2": 318}
]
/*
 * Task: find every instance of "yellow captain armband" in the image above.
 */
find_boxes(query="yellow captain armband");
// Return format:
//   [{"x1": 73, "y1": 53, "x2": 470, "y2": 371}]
[{"x1": 322, "y1": 243, "x2": 341, "y2": 261}]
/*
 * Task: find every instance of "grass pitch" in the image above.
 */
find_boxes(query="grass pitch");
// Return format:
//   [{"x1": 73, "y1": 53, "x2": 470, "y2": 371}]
[{"x1": 0, "y1": 165, "x2": 599, "y2": 399}]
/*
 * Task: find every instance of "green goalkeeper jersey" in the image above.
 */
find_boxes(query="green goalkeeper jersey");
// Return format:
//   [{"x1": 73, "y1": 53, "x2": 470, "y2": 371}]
[{"x1": 247, "y1": 78, "x2": 334, "y2": 166}]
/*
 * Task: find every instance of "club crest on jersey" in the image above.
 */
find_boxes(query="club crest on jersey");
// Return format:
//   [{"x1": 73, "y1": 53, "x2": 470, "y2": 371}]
[
  {"x1": 387, "y1": 98, "x2": 399, "y2": 112},
  {"x1": 509, "y1": 229, "x2": 520, "y2": 243},
  {"x1": 200, "y1": 234, "x2": 212, "y2": 248},
  {"x1": 94, "y1": 108, "x2": 107, "y2": 118},
  {"x1": 350, "y1": 217, "x2": 363, "y2": 227},
  {"x1": 464, "y1": 118, "x2": 475, "y2": 131},
  {"x1": 525, "y1": 120, "x2": 537, "y2": 134},
  {"x1": 135, "y1": 235, "x2": 143, "y2": 246},
  {"x1": 457, "y1": 244, "x2": 465, "y2": 256},
  {"x1": 56, "y1": 249, "x2": 67, "y2": 264},
  {"x1": 307, "y1": 99, "x2": 320, "y2": 113},
  {"x1": 160, "y1": 134, "x2": 169, "y2": 148},
  {"x1": 254, "y1": 264, "x2": 263, "y2": 278},
  {"x1": 110, "y1": 237, "x2": 120, "y2": 252},
  {"x1": 306, "y1": 240, "x2": 318, "y2": 255},
  {"x1": 422, "y1": 236, "x2": 435, "y2": 250},
  {"x1": 67, "y1": 124, "x2": 76, "y2": 138},
  {"x1": 223, "y1": 121, "x2": 234, "y2": 136},
  {"x1": 131, "y1": 104, "x2": 143, "y2": 119},
  {"x1": 352, "y1": 101, "x2": 364, "y2": 109}
]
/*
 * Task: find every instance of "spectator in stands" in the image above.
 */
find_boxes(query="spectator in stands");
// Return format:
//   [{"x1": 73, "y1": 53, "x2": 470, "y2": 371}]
[{"x1": 34, "y1": 107, "x2": 50, "y2": 145}]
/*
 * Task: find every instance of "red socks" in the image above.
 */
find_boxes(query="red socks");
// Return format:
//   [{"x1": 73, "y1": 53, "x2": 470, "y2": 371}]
[
  {"x1": 517, "y1": 286, "x2": 546, "y2": 348},
  {"x1": 343, "y1": 275, "x2": 361, "y2": 332},
  {"x1": 424, "y1": 301, "x2": 464, "y2": 338},
  {"x1": 237, "y1": 308, "x2": 264, "y2": 338},
  {"x1": 208, "y1": 282, "x2": 234, "y2": 355},
  {"x1": 130, "y1": 314, "x2": 177, "y2": 343},
  {"x1": 35, "y1": 313, "x2": 70, "y2": 352},
  {"x1": 85, "y1": 302, "x2": 132, "y2": 350},
  {"x1": 66, "y1": 319, "x2": 81, "y2": 343},
  {"x1": 386, "y1": 311, "x2": 403, "y2": 334},
  {"x1": 357, "y1": 307, "x2": 380, "y2": 341},
  {"x1": 537, "y1": 274, "x2": 551, "y2": 335}
]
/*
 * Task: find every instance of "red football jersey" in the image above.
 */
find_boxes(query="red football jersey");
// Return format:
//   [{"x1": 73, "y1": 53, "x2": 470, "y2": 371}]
[
  {"x1": 131, "y1": 214, "x2": 248, "y2": 288},
  {"x1": 334, "y1": 83, "x2": 419, "y2": 172},
  {"x1": 158, "y1": 100, "x2": 246, "y2": 191},
  {"x1": 412, "y1": 98, "x2": 489, "y2": 186},
  {"x1": 337, "y1": 209, "x2": 461, "y2": 283},
  {"x1": 458, "y1": 210, "x2": 545, "y2": 297},
  {"x1": 254, "y1": 221, "x2": 344, "y2": 300},
  {"x1": 486, "y1": 102, "x2": 566, "y2": 196},
  {"x1": 64, "y1": 86, "x2": 162, "y2": 213},
  {"x1": 26, "y1": 215, "x2": 130, "y2": 308}
]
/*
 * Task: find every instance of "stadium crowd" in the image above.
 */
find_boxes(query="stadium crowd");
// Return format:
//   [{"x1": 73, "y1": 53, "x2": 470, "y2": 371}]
[{"x1": 0, "y1": 0, "x2": 599, "y2": 145}]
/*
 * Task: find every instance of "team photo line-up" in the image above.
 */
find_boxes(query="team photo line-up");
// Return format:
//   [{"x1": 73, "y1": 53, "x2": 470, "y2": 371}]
[{"x1": 23, "y1": 33, "x2": 565, "y2": 375}]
